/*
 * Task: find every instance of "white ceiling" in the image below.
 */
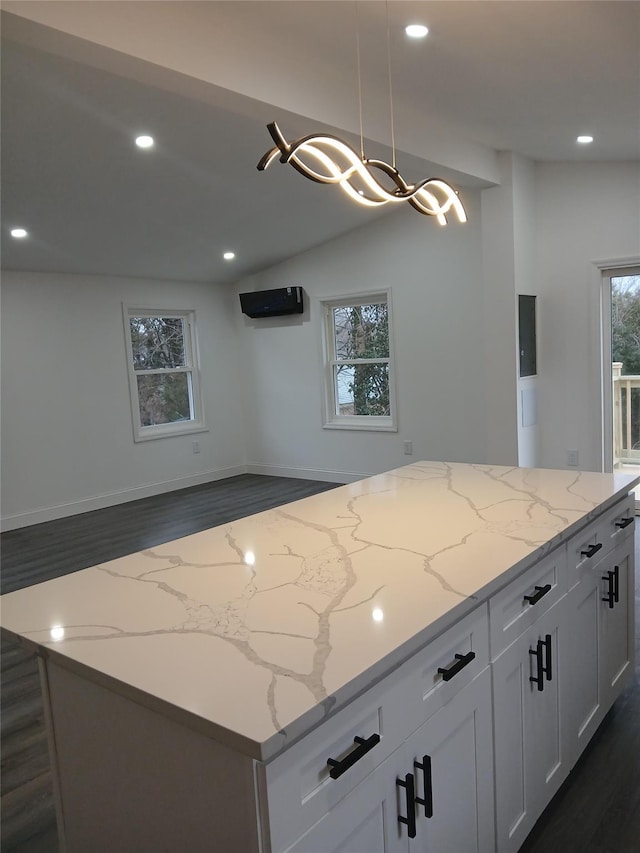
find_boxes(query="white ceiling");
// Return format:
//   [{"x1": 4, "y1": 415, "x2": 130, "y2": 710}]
[{"x1": 2, "y1": 1, "x2": 639, "y2": 284}]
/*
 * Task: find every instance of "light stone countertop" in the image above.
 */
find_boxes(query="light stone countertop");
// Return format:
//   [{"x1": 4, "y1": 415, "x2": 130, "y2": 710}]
[{"x1": 1, "y1": 461, "x2": 637, "y2": 761}]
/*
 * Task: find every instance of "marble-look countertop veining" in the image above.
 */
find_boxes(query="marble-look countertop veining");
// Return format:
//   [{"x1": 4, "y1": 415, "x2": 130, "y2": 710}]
[{"x1": 1, "y1": 462, "x2": 637, "y2": 761}]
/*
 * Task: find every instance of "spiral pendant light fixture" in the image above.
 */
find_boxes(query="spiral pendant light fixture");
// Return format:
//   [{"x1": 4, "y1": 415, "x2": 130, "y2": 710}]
[
  {"x1": 257, "y1": 122, "x2": 466, "y2": 225},
  {"x1": 256, "y1": 5, "x2": 466, "y2": 225}
]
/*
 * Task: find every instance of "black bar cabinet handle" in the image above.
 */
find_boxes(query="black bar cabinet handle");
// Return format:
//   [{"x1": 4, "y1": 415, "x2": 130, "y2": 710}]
[
  {"x1": 530, "y1": 635, "x2": 552, "y2": 689},
  {"x1": 327, "y1": 733, "x2": 380, "y2": 779},
  {"x1": 529, "y1": 642, "x2": 544, "y2": 691},
  {"x1": 437, "y1": 651, "x2": 476, "y2": 682},
  {"x1": 581, "y1": 543, "x2": 603, "y2": 559},
  {"x1": 523, "y1": 584, "x2": 552, "y2": 606},
  {"x1": 613, "y1": 565, "x2": 620, "y2": 603},
  {"x1": 541, "y1": 634, "x2": 552, "y2": 683},
  {"x1": 602, "y1": 570, "x2": 615, "y2": 609},
  {"x1": 615, "y1": 517, "x2": 633, "y2": 529},
  {"x1": 397, "y1": 773, "x2": 417, "y2": 838},
  {"x1": 414, "y1": 755, "x2": 433, "y2": 818}
]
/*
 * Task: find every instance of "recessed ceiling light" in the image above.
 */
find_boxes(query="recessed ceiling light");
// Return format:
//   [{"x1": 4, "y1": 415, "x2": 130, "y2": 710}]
[
  {"x1": 10, "y1": 228, "x2": 28, "y2": 238},
  {"x1": 576, "y1": 135, "x2": 594, "y2": 144},
  {"x1": 135, "y1": 135, "x2": 154, "y2": 149},
  {"x1": 223, "y1": 251, "x2": 235, "y2": 261},
  {"x1": 405, "y1": 24, "x2": 429, "y2": 38}
]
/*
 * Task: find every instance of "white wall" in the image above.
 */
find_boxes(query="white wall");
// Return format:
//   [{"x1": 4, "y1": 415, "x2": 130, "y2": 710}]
[
  {"x1": 480, "y1": 152, "x2": 520, "y2": 467},
  {"x1": 480, "y1": 151, "x2": 539, "y2": 469},
  {"x1": 534, "y1": 162, "x2": 640, "y2": 472},
  {"x1": 512, "y1": 154, "x2": 540, "y2": 468},
  {"x1": 233, "y1": 192, "x2": 491, "y2": 480},
  {"x1": 3, "y1": 162, "x2": 638, "y2": 529},
  {"x1": 1, "y1": 271, "x2": 245, "y2": 528}
]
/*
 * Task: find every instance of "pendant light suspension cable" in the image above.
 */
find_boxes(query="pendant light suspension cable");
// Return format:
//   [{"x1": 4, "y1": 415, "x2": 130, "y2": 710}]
[
  {"x1": 256, "y1": 2, "x2": 467, "y2": 224},
  {"x1": 385, "y1": 0, "x2": 396, "y2": 169},
  {"x1": 355, "y1": 2, "x2": 365, "y2": 160}
]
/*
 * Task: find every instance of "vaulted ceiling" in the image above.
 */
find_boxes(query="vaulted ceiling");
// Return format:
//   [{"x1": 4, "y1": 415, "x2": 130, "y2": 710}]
[{"x1": 2, "y1": 1, "x2": 639, "y2": 283}]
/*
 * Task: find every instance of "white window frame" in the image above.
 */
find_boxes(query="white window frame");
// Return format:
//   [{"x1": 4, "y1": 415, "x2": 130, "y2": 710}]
[
  {"x1": 123, "y1": 305, "x2": 206, "y2": 442},
  {"x1": 320, "y1": 289, "x2": 397, "y2": 431}
]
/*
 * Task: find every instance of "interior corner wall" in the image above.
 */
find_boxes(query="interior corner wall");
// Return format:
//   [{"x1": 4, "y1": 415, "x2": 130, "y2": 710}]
[
  {"x1": 479, "y1": 152, "x2": 520, "y2": 467},
  {"x1": 232, "y1": 192, "x2": 491, "y2": 481},
  {"x1": 534, "y1": 161, "x2": 640, "y2": 472},
  {"x1": 0, "y1": 271, "x2": 246, "y2": 529},
  {"x1": 512, "y1": 154, "x2": 539, "y2": 468}
]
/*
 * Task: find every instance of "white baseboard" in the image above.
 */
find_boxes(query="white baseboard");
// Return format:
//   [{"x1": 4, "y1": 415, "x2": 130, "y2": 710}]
[
  {"x1": 246, "y1": 463, "x2": 370, "y2": 484},
  {"x1": 0, "y1": 466, "x2": 247, "y2": 532}
]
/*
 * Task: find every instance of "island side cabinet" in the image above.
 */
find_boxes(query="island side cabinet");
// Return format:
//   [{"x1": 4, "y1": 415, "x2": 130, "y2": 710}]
[
  {"x1": 564, "y1": 491, "x2": 636, "y2": 763},
  {"x1": 261, "y1": 605, "x2": 492, "y2": 853}
]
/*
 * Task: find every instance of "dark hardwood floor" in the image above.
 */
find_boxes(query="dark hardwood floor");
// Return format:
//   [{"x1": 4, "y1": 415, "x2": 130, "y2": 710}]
[{"x1": 1, "y1": 476, "x2": 639, "y2": 852}]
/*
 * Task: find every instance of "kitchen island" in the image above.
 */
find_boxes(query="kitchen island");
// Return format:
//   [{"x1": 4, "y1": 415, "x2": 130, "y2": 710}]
[{"x1": 1, "y1": 461, "x2": 637, "y2": 852}]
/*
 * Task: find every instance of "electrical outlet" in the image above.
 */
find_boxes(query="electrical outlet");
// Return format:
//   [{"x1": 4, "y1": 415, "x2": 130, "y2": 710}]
[
  {"x1": 567, "y1": 449, "x2": 579, "y2": 467},
  {"x1": 192, "y1": 441, "x2": 201, "y2": 454},
  {"x1": 404, "y1": 440, "x2": 413, "y2": 455}
]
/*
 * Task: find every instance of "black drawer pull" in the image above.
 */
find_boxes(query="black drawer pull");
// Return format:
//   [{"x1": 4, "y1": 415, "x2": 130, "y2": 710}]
[
  {"x1": 523, "y1": 584, "x2": 552, "y2": 606},
  {"x1": 414, "y1": 755, "x2": 433, "y2": 818},
  {"x1": 529, "y1": 642, "x2": 543, "y2": 691},
  {"x1": 437, "y1": 651, "x2": 476, "y2": 682},
  {"x1": 602, "y1": 569, "x2": 615, "y2": 608},
  {"x1": 615, "y1": 517, "x2": 633, "y2": 529},
  {"x1": 529, "y1": 634, "x2": 552, "y2": 691},
  {"x1": 327, "y1": 733, "x2": 380, "y2": 779},
  {"x1": 397, "y1": 773, "x2": 417, "y2": 838},
  {"x1": 581, "y1": 543, "x2": 602, "y2": 559},
  {"x1": 542, "y1": 633, "x2": 552, "y2": 683},
  {"x1": 601, "y1": 566, "x2": 620, "y2": 609}
]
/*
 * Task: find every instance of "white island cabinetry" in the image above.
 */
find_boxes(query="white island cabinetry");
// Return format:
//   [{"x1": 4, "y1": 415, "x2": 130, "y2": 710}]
[
  {"x1": 283, "y1": 668, "x2": 494, "y2": 853},
  {"x1": 492, "y1": 597, "x2": 569, "y2": 852},
  {"x1": 565, "y1": 492, "x2": 636, "y2": 763},
  {"x1": 266, "y1": 604, "x2": 493, "y2": 853},
  {"x1": 0, "y1": 462, "x2": 636, "y2": 853},
  {"x1": 490, "y1": 545, "x2": 570, "y2": 852}
]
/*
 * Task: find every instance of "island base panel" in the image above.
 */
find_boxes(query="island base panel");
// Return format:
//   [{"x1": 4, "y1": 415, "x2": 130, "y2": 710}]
[{"x1": 44, "y1": 660, "x2": 261, "y2": 853}]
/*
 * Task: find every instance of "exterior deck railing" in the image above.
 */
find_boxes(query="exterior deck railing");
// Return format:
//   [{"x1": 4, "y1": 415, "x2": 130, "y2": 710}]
[{"x1": 612, "y1": 362, "x2": 640, "y2": 466}]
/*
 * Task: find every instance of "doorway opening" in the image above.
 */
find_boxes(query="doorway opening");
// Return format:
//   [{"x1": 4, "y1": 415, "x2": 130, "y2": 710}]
[{"x1": 604, "y1": 265, "x2": 640, "y2": 508}]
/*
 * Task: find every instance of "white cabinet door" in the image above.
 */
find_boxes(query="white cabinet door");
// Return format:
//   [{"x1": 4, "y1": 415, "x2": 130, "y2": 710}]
[
  {"x1": 565, "y1": 565, "x2": 603, "y2": 762},
  {"x1": 286, "y1": 748, "x2": 409, "y2": 853},
  {"x1": 405, "y1": 669, "x2": 495, "y2": 853},
  {"x1": 286, "y1": 670, "x2": 494, "y2": 853},
  {"x1": 492, "y1": 597, "x2": 568, "y2": 853},
  {"x1": 600, "y1": 536, "x2": 635, "y2": 709},
  {"x1": 565, "y1": 532, "x2": 635, "y2": 763}
]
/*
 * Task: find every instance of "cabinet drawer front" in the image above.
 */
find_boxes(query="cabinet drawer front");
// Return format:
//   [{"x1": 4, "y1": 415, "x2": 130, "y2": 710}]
[
  {"x1": 400, "y1": 604, "x2": 490, "y2": 728},
  {"x1": 489, "y1": 547, "x2": 566, "y2": 658},
  {"x1": 282, "y1": 749, "x2": 408, "y2": 853},
  {"x1": 568, "y1": 494, "x2": 635, "y2": 588},
  {"x1": 263, "y1": 668, "x2": 410, "y2": 853}
]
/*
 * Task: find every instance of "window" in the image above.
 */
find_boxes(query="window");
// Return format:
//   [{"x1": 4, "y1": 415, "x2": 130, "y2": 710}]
[
  {"x1": 321, "y1": 291, "x2": 396, "y2": 430},
  {"x1": 124, "y1": 307, "x2": 205, "y2": 441}
]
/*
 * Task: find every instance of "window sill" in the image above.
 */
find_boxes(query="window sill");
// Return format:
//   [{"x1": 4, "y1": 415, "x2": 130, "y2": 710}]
[
  {"x1": 133, "y1": 423, "x2": 208, "y2": 443},
  {"x1": 322, "y1": 419, "x2": 397, "y2": 433}
]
